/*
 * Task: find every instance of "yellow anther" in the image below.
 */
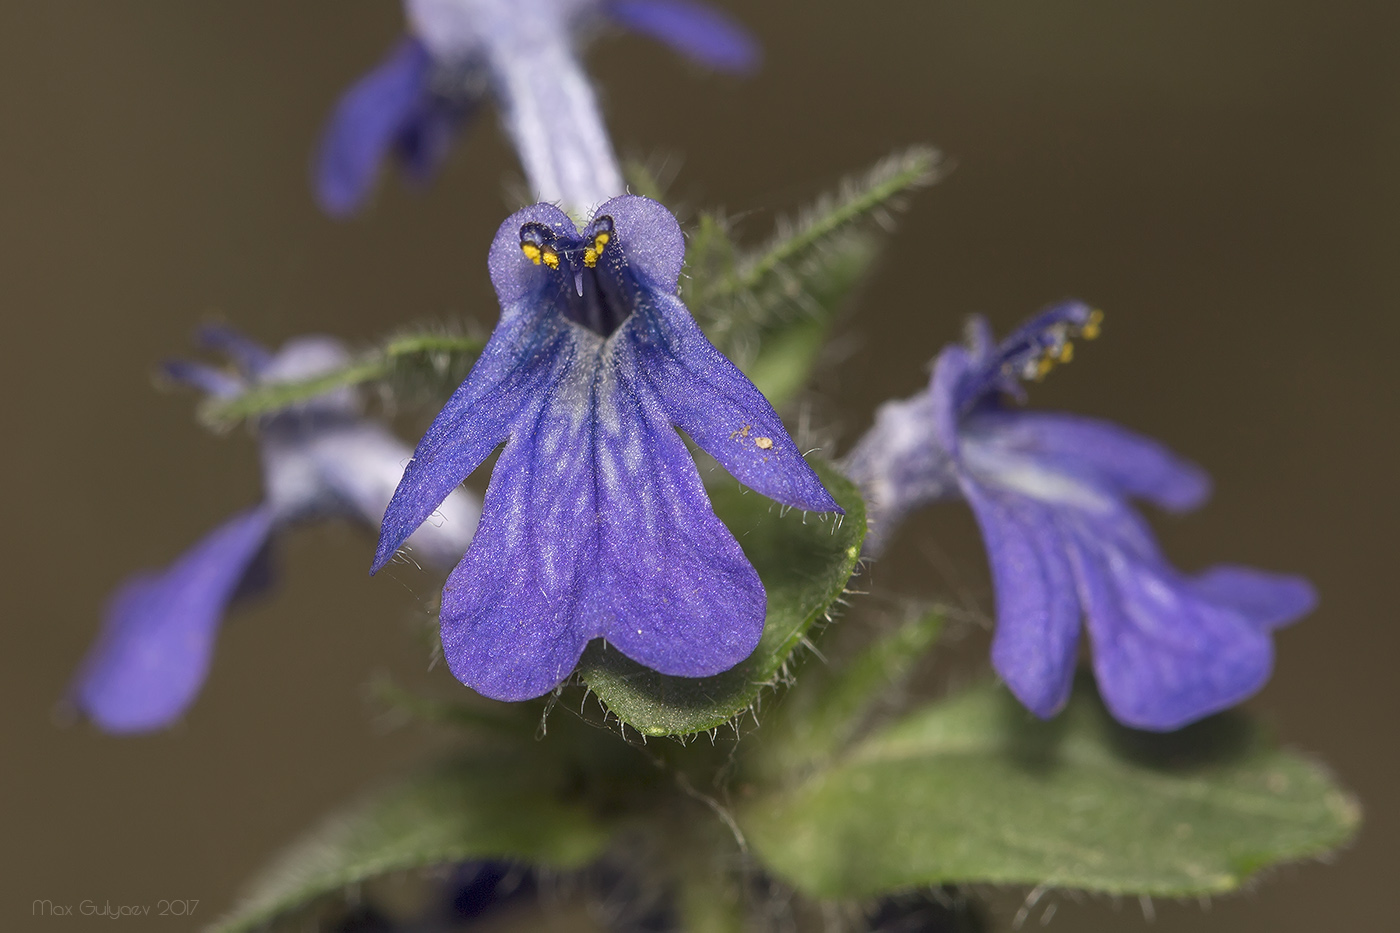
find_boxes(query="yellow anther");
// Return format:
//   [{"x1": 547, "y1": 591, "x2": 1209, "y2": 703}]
[
  {"x1": 1034, "y1": 356, "x2": 1055, "y2": 381},
  {"x1": 541, "y1": 247, "x2": 559, "y2": 270},
  {"x1": 582, "y1": 231, "x2": 609, "y2": 268},
  {"x1": 1057, "y1": 341, "x2": 1075, "y2": 364},
  {"x1": 1081, "y1": 309, "x2": 1104, "y2": 340},
  {"x1": 521, "y1": 242, "x2": 543, "y2": 265}
]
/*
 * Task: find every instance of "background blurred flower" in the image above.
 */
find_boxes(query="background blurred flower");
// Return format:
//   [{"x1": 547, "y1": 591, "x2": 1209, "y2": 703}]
[
  {"x1": 315, "y1": 0, "x2": 758, "y2": 216},
  {"x1": 843, "y1": 303, "x2": 1316, "y2": 730},
  {"x1": 71, "y1": 330, "x2": 481, "y2": 733}
]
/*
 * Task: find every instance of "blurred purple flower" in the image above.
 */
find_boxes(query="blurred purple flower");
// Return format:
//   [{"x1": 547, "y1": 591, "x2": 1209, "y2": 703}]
[
  {"x1": 373, "y1": 195, "x2": 839, "y2": 701},
  {"x1": 315, "y1": 0, "x2": 759, "y2": 216},
  {"x1": 71, "y1": 330, "x2": 481, "y2": 733},
  {"x1": 842, "y1": 302, "x2": 1315, "y2": 730}
]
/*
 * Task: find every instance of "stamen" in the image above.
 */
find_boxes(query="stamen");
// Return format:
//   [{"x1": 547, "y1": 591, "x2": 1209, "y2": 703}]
[
  {"x1": 1081, "y1": 309, "x2": 1104, "y2": 340},
  {"x1": 1013, "y1": 309, "x2": 1102, "y2": 384},
  {"x1": 584, "y1": 218, "x2": 613, "y2": 268},
  {"x1": 519, "y1": 223, "x2": 557, "y2": 268},
  {"x1": 971, "y1": 304, "x2": 1107, "y2": 409},
  {"x1": 516, "y1": 216, "x2": 633, "y2": 338}
]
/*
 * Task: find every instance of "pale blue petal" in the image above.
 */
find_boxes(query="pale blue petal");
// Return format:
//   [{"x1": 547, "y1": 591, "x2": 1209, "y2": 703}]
[
  {"x1": 72, "y1": 506, "x2": 277, "y2": 733},
  {"x1": 438, "y1": 331, "x2": 763, "y2": 701},
  {"x1": 605, "y1": 0, "x2": 760, "y2": 73},
  {"x1": 962, "y1": 482, "x2": 1080, "y2": 719},
  {"x1": 598, "y1": 195, "x2": 838, "y2": 513},
  {"x1": 968, "y1": 411, "x2": 1211, "y2": 512},
  {"x1": 161, "y1": 360, "x2": 243, "y2": 399},
  {"x1": 315, "y1": 37, "x2": 434, "y2": 216},
  {"x1": 1186, "y1": 565, "x2": 1317, "y2": 631},
  {"x1": 373, "y1": 209, "x2": 575, "y2": 572},
  {"x1": 1071, "y1": 533, "x2": 1276, "y2": 731}
]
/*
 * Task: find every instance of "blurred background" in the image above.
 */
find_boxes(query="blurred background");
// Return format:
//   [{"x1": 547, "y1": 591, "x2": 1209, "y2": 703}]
[{"x1": 2, "y1": 1, "x2": 1395, "y2": 930}]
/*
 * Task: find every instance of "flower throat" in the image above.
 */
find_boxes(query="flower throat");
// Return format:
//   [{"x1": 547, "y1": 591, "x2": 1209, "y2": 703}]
[{"x1": 519, "y1": 216, "x2": 633, "y2": 338}]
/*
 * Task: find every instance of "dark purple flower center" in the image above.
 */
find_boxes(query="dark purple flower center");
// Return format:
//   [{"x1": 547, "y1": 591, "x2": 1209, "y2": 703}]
[{"x1": 519, "y1": 215, "x2": 639, "y2": 338}]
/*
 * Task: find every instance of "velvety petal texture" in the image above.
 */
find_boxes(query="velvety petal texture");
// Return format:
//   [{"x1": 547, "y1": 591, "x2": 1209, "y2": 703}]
[
  {"x1": 73, "y1": 331, "x2": 481, "y2": 732},
  {"x1": 73, "y1": 506, "x2": 277, "y2": 733},
  {"x1": 841, "y1": 301, "x2": 1315, "y2": 730},
  {"x1": 435, "y1": 327, "x2": 766, "y2": 699},
  {"x1": 965, "y1": 483, "x2": 1081, "y2": 720},
  {"x1": 376, "y1": 195, "x2": 839, "y2": 700},
  {"x1": 317, "y1": 0, "x2": 758, "y2": 214}
]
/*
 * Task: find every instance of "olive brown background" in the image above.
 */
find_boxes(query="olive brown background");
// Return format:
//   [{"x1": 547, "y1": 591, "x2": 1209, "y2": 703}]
[{"x1": 2, "y1": 1, "x2": 1396, "y2": 930}]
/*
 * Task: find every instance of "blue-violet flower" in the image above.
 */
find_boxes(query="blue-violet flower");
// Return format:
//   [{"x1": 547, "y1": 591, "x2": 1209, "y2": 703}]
[
  {"x1": 842, "y1": 302, "x2": 1316, "y2": 730},
  {"x1": 373, "y1": 195, "x2": 840, "y2": 701},
  {"x1": 72, "y1": 329, "x2": 481, "y2": 733},
  {"x1": 316, "y1": 0, "x2": 759, "y2": 216}
]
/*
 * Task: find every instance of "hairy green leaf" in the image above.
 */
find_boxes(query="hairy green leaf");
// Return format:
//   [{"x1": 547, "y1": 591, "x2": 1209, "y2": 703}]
[
  {"x1": 207, "y1": 751, "x2": 616, "y2": 932},
  {"x1": 575, "y1": 461, "x2": 866, "y2": 738},
  {"x1": 742, "y1": 677, "x2": 1359, "y2": 898}
]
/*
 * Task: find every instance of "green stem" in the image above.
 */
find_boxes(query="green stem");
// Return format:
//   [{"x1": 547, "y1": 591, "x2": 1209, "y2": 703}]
[
  {"x1": 668, "y1": 789, "x2": 750, "y2": 933},
  {"x1": 732, "y1": 146, "x2": 939, "y2": 295},
  {"x1": 197, "y1": 332, "x2": 484, "y2": 428},
  {"x1": 382, "y1": 332, "x2": 484, "y2": 356}
]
